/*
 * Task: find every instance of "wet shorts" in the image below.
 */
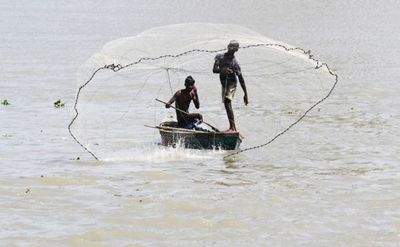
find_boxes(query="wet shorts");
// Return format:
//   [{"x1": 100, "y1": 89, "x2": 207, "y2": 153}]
[{"x1": 221, "y1": 82, "x2": 237, "y2": 102}]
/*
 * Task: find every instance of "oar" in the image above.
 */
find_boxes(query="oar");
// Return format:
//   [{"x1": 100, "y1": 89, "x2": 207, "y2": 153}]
[
  {"x1": 144, "y1": 124, "x2": 160, "y2": 129},
  {"x1": 155, "y1": 98, "x2": 220, "y2": 132}
]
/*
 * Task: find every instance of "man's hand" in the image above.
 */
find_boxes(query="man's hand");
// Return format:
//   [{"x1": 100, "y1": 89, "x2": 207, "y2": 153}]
[
  {"x1": 189, "y1": 86, "x2": 197, "y2": 99},
  {"x1": 244, "y1": 94, "x2": 248, "y2": 105},
  {"x1": 165, "y1": 103, "x2": 171, "y2": 108},
  {"x1": 221, "y1": 67, "x2": 233, "y2": 75}
]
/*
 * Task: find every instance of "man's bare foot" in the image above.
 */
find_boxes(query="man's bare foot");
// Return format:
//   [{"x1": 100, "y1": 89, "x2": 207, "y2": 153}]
[{"x1": 224, "y1": 128, "x2": 237, "y2": 133}]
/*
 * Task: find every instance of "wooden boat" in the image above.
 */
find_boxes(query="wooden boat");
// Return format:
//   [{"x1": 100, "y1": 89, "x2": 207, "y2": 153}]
[{"x1": 158, "y1": 121, "x2": 242, "y2": 150}]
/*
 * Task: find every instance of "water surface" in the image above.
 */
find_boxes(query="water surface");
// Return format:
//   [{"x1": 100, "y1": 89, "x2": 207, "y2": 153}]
[{"x1": 1, "y1": 1, "x2": 399, "y2": 246}]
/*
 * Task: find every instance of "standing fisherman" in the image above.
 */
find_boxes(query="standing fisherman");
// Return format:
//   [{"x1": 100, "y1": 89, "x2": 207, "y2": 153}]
[{"x1": 213, "y1": 40, "x2": 248, "y2": 132}]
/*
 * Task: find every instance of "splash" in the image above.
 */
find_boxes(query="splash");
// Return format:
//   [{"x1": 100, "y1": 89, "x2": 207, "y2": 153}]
[{"x1": 101, "y1": 142, "x2": 224, "y2": 163}]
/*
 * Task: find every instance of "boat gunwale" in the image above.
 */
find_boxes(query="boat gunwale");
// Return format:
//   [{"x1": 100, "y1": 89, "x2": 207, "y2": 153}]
[{"x1": 158, "y1": 125, "x2": 242, "y2": 140}]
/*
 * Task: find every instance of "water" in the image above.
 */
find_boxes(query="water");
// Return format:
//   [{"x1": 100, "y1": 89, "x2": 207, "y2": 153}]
[{"x1": 1, "y1": 0, "x2": 399, "y2": 246}]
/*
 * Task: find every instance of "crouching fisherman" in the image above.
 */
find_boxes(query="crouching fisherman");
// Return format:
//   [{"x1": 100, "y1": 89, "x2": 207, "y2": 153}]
[{"x1": 165, "y1": 76, "x2": 204, "y2": 130}]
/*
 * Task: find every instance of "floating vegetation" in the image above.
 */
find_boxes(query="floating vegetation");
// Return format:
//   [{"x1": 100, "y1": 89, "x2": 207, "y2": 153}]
[{"x1": 54, "y1": 99, "x2": 65, "y2": 108}]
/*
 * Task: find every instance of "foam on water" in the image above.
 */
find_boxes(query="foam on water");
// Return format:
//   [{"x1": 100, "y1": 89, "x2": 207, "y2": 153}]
[{"x1": 101, "y1": 143, "x2": 225, "y2": 163}]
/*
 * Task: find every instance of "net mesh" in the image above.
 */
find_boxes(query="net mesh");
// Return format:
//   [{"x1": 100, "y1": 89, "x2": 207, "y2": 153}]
[{"x1": 69, "y1": 23, "x2": 337, "y2": 160}]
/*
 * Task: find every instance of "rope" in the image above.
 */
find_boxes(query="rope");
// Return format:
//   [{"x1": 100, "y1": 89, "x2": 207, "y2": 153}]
[{"x1": 166, "y1": 68, "x2": 174, "y2": 95}]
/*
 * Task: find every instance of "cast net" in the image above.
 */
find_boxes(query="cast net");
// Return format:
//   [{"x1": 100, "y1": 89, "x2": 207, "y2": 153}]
[{"x1": 69, "y1": 23, "x2": 337, "y2": 161}]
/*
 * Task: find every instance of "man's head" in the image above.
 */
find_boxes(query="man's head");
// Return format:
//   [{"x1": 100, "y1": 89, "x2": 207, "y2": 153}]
[
  {"x1": 227, "y1": 40, "x2": 239, "y2": 52},
  {"x1": 184, "y1": 75, "x2": 195, "y2": 88}
]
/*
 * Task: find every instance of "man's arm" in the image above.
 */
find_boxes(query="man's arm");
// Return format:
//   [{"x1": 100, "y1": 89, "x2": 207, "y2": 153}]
[
  {"x1": 213, "y1": 55, "x2": 233, "y2": 75},
  {"x1": 190, "y1": 86, "x2": 200, "y2": 109},
  {"x1": 238, "y1": 74, "x2": 248, "y2": 105},
  {"x1": 165, "y1": 91, "x2": 180, "y2": 108},
  {"x1": 213, "y1": 60, "x2": 220, "y2": 74},
  {"x1": 213, "y1": 61, "x2": 233, "y2": 75}
]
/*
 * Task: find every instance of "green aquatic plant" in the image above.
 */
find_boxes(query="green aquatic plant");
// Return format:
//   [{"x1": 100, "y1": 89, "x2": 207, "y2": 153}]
[
  {"x1": 1, "y1": 99, "x2": 10, "y2": 106},
  {"x1": 54, "y1": 99, "x2": 65, "y2": 108}
]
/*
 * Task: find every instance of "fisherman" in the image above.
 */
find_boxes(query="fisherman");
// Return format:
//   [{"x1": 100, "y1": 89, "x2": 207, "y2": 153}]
[
  {"x1": 213, "y1": 40, "x2": 248, "y2": 132},
  {"x1": 165, "y1": 75, "x2": 203, "y2": 129}
]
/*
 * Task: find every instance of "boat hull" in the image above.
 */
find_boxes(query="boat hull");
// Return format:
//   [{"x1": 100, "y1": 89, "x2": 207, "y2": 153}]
[{"x1": 158, "y1": 122, "x2": 242, "y2": 150}]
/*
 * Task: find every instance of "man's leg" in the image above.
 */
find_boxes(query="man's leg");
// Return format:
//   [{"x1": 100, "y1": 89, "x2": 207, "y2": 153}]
[{"x1": 224, "y1": 99, "x2": 236, "y2": 132}]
